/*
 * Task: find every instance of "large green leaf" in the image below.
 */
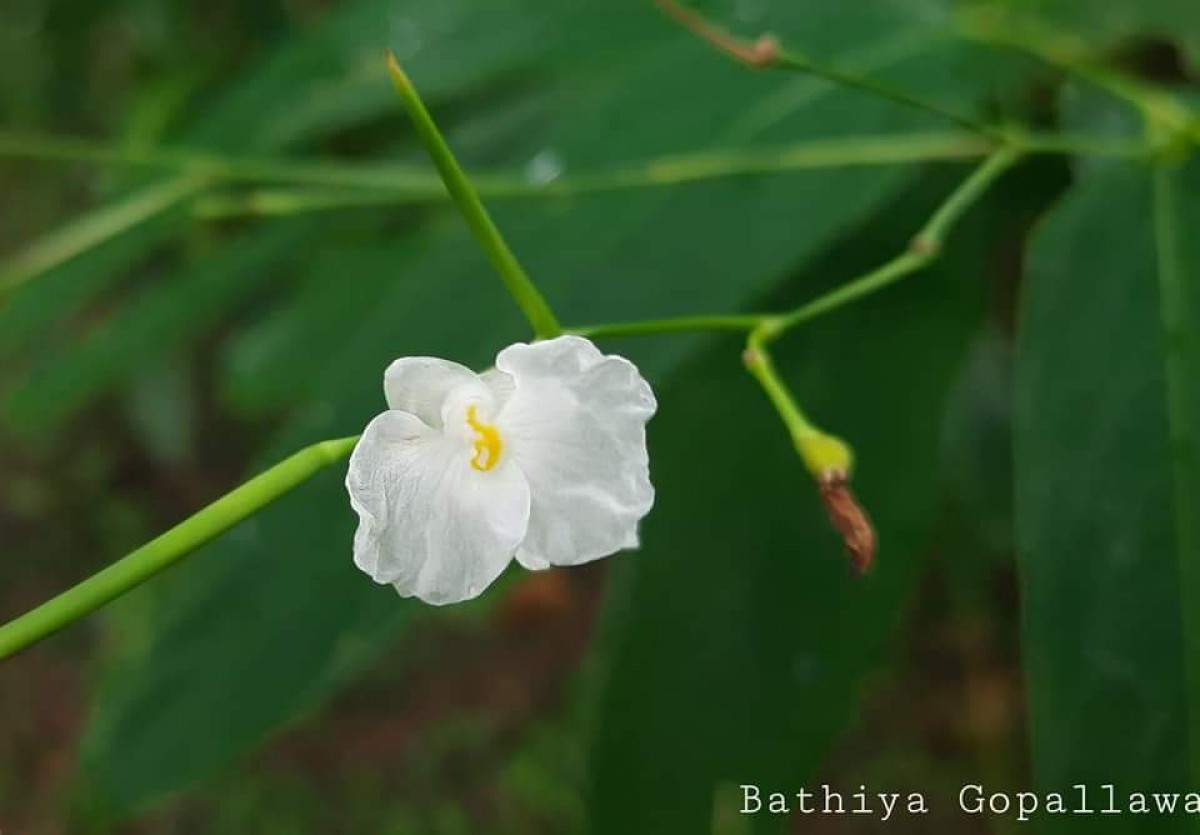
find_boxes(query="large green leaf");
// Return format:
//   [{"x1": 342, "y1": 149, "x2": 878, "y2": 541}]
[
  {"x1": 3, "y1": 99, "x2": 540, "y2": 433},
  {"x1": 81, "y1": 0, "x2": 1018, "y2": 812},
  {"x1": 1016, "y1": 144, "x2": 1199, "y2": 829},
  {"x1": 0, "y1": 0, "x2": 650, "y2": 424},
  {"x1": 2, "y1": 220, "x2": 314, "y2": 434},
  {"x1": 0, "y1": 208, "x2": 182, "y2": 365},
  {"x1": 221, "y1": 2, "x2": 1021, "y2": 421},
  {"x1": 1011, "y1": 0, "x2": 1200, "y2": 65},
  {"x1": 582, "y1": 168, "x2": 1001, "y2": 832}
]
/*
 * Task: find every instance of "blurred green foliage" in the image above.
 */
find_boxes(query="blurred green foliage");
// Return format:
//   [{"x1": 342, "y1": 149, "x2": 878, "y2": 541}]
[
  {"x1": 1017, "y1": 92, "x2": 1200, "y2": 832},
  {"x1": 1, "y1": 0, "x2": 1198, "y2": 832}
]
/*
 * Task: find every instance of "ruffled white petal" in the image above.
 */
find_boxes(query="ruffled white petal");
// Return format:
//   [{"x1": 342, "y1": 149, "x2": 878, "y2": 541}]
[
  {"x1": 493, "y1": 336, "x2": 656, "y2": 569},
  {"x1": 346, "y1": 410, "x2": 530, "y2": 605},
  {"x1": 383, "y1": 357, "x2": 487, "y2": 429}
]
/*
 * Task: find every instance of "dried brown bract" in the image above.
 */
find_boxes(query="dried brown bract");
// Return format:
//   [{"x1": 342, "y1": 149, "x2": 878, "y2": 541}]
[
  {"x1": 818, "y1": 474, "x2": 876, "y2": 574},
  {"x1": 655, "y1": 0, "x2": 780, "y2": 68}
]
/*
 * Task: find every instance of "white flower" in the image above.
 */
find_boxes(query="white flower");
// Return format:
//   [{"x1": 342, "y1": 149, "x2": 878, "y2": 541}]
[{"x1": 346, "y1": 335, "x2": 657, "y2": 605}]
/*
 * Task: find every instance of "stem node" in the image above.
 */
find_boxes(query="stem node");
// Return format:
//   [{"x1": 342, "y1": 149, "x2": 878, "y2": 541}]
[
  {"x1": 747, "y1": 34, "x2": 781, "y2": 69},
  {"x1": 909, "y1": 234, "x2": 940, "y2": 258},
  {"x1": 384, "y1": 51, "x2": 561, "y2": 339}
]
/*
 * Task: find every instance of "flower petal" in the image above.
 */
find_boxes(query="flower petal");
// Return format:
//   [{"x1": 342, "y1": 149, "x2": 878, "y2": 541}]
[
  {"x1": 493, "y1": 335, "x2": 656, "y2": 569},
  {"x1": 383, "y1": 357, "x2": 486, "y2": 429},
  {"x1": 346, "y1": 410, "x2": 531, "y2": 604}
]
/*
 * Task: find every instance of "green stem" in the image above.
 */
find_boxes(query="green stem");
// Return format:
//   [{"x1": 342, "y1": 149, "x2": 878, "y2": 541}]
[
  {"x1": 0, "y1": 129, "x2": 1148, "y2": 212},
  {"x1": 0, "y1": 437, "x2": 358, "y2": 661},
  {"x1": 742, "y1": 330, "x2": 852, "y2": 478},
  {"x1": 772, "y1": 49, "x2": 999, "y2": 139},
  {"x1": 385, "y1": 51, "x2": 561, "y2": 339},
  {"x1": 0, "y1": 174, "x2": 208, "y2": 298},
  {"x1": 655, "y1": 0, "x2": 996, "y2": 138},
  {"x1": 743, "y1": 331, "x2": 817, "y2": 441},
  {"x1": 192, "y1": 132, "x2": 993, "y2": 219},
  {"x1": 0, "y1": 131, "x2": 444, "y2": 191},
  {"x1": 1153, "y1": 162, "x2": 1200, "y2": 793},
  {"x1": 191, "y1": 132, "x2": 995, "y2": 218},
  {"x1": 1018, "y1": 132, "x2": 1153, "y2": 160},
  {"x1": 189, "y1": 131, "x2": 1150, "y2": 221},
  {"x1": 570, "y1": 314, "x2": 766, "y2": 339},
  {"x1": 776, "y1": 250, "x2": 928, "y2": 333},
  {"x1": 769, "y1": 147, "x2": 1021, "y2": 336},
  {"x1": 918, "y1": 147, "x2": 1020, "y2": 243},
  {"x1": 957, "y1": 9, "x2": 1199, "y2": 146},
  {"x1": 194, "y1": 187, "x2": 435, "y2": 218},
  {"x1": 567, "y1": 149, "x2": 1019, "y2": 344}
]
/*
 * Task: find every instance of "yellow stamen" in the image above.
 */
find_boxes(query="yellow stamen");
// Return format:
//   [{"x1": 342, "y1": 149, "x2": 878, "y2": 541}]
[{"x1": 465, "y1": 404, "x2": 503, "y2": 471}]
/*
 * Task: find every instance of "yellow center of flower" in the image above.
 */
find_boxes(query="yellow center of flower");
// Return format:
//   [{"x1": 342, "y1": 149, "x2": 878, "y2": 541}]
[{"x1": 465, "y1": 404, "x2": 503, "y2": 472}]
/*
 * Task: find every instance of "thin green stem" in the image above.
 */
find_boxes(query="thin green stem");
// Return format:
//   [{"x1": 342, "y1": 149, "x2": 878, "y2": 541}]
[
  {"x1": 191, "y1": 132, "x2": 995, "y2": 217},
  {"x1": 385, "y1": 51, "x2": 560, "y2": 339},
  {"x1": 743, "y1": 331, "x2": 818, "y2": 441},
  {"x1": 194, "y1": 187, "x2": 430, "y2": 218},
  {"x1": 189, "y1": 131, "x2": 1152, "y2": 220},
  {"x1": 0, "y1": 131, "x2": 444, "y2": 191},
  {"x1": 772, "y1": 49, "x2": 1000, "y2": 139},
  {"x1": 742, "y1": 328, "x2": 873, "y2": 572},
  {"x1": 776, "y1": 250, "x2": 928, "y2": 333},
  {"x1": 570, "y1": 314, "x2": 766, "y2": 339},
  {"x1": 0, "y1": 131, "x2": 202, "y2": 168},
  {"x1": 1018, "y1": 132, "x2": 1154, "y2": 160},
  {"x1": 0, "y1": 437, "x2": 358, "y2": 661},
  {"x1": 918, "y1": 147, "x2": 1020, "y2": 243},
  {"x1": 0, "y1": 129, "x2": 1148, "y2": 209},
  {"x1": 769, "y1": 147, "x2": 1021, "y2": 336},
  {"x1": 1153, "y1": 161, "x2": 1200, "y2": 792},
  {"x1": 191, "y1": 132, "x2": 992, "y2": 218},
  {"x1": 742, "y1": 330, "x2": 852, "y2": 479},
  {"x1": 956, "y1": 9, "x2": 1199, "y2": 146},
  {"x1": 655, "y1": 0, "x2": 997, "y2": 138},
  {"x1": 0, "y1": 174, "x2": 208, "y2": 298},
  {"x1": 564, "y1": 149, "x2": 1019, "y2": 345}
]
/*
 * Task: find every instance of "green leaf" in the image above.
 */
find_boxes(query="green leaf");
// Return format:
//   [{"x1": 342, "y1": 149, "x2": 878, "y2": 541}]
[
  {"x1": 217, "y1": 242, "x2": 413, "y2": 418},
  {"x1": 582, "y1": 171, "x2": 992, "y2": 832},
  {"x1": 80, "y1": 226, "x2": 524, "y2": 812},
  {"x1": 0, "y1": 207, "x2": 182, "y2": 364},
  {"x1": 183, "y1": 0, "x2": 624, "y2": 152},
  {"x1": 1016, "y1": 147, "x2": 1200, "y2": 826},
  {"x1": 0, "y1": 173, "x2": 206, "y2": 298},
  {"x1": 3, "y1": 220, "x2": 313, "y2": 435},
  {"x1": 1028, "y1": 0, "x2": 1199, "y2": 65},
  {"x1": 0, "y1": 0, "x2": 632, "y2": 402},
  {"x1": 82, "y1": 2, "x2": 1013, "y2": 812},
  {"x1": 941, "y1": 330, "x2": 1016, "y2": 555}
]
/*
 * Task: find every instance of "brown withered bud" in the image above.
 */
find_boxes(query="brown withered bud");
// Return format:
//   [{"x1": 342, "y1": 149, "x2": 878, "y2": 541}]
[
  {"x1": 817, "y1": 474, "x2": 876, "y2": 575},
  {"x1": 655, "y1": 0, "x2": 780, "y2": 69},
  {"x1": 747, "y1": 35, "x2": 781, "y2": 68}
]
